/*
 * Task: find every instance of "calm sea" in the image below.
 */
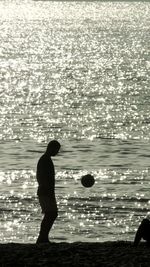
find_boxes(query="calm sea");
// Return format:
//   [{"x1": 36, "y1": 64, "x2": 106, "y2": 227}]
[{"x1": 0, "y1": 0, "x2": 150, "y2": 243}]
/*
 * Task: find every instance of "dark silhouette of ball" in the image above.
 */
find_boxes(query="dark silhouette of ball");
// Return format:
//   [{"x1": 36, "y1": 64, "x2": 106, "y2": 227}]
[{"x1": 81, "y1": 174, "x2": 95, "y2": 188}]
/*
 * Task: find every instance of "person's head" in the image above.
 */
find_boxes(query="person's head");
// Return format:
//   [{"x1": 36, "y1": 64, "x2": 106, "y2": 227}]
[{"x1": 46, "y1": 140, "x2": 61, "y2": 156}]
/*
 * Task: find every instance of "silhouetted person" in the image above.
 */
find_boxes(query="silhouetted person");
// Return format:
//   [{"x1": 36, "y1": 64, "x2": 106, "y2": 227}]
[
  {"x1": 134, "y1": 218, "x2": 150, "y2": 247},
  {"x1": 36, "y1": 140, "x2": 61, "y2": 244}
]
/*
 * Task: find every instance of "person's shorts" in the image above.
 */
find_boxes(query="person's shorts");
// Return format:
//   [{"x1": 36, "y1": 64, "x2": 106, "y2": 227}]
[{"x1": 38, "y1": 195, "x2": 58, "y2": 214}]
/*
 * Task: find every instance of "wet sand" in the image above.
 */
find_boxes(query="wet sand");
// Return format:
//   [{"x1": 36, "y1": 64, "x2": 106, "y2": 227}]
[{"x1": 0, "y1": 241, "x2": 150, "y2": 267}]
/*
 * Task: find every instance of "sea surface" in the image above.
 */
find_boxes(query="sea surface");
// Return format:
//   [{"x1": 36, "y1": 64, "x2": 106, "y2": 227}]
[{"x1": 0, "y1": 0, "x2": 150, "y2": 243}]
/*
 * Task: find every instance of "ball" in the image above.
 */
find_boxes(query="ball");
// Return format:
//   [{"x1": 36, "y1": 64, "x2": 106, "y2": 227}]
[{"x1": 81, "y1": 174, "x2": 95, "y2": 188}]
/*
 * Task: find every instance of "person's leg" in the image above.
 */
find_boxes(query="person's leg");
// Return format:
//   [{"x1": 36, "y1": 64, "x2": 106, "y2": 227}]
[
  {"x1": 141, "y1": 219, "x2": 150, "y2": 244},
  {"x1": 134, "y1": 218, "x2": 150, "y2": 246},
  {"x1": 36, "y1": 211, "x2": 58, "y2": 244}
]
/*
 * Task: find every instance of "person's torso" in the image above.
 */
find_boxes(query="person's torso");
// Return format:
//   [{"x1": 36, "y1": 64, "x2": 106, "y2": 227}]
[{"x1": 36, "y1": 154, "x2": 55, "y2": 196}]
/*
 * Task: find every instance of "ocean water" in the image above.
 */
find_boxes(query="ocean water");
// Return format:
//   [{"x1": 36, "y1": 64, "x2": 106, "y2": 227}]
[{"x1": 0, "y1": 0, "x2": 150, "y2": 243}]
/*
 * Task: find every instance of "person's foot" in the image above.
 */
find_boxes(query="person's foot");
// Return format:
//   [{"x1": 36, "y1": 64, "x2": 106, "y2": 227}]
[{"x1": 36, "y1": 237, "x2": 51, "y2": 244}]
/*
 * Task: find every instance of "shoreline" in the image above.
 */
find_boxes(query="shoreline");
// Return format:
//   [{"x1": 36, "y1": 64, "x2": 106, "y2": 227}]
[{"x1": 0, "y1": 241, "x2": 150, "y2": 266}]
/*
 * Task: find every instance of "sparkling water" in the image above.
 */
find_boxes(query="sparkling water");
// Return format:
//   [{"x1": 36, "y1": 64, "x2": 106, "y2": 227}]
[{"x1": 0, "y1": 0, "x2": 150, "y2": 243}]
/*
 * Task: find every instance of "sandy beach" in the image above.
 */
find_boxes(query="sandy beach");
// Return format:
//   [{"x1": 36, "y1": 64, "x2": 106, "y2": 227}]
[{"x1": 0, "y1": 241, "x2": 150, "y2": 267}]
